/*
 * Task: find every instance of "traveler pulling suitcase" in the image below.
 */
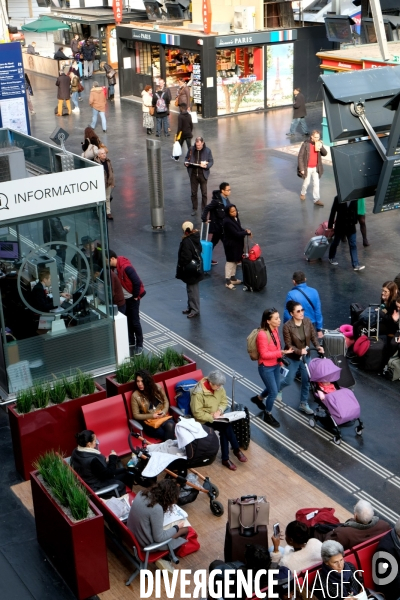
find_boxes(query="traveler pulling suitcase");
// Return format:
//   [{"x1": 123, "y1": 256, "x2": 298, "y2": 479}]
[
  {"x1": 200, "y1": 222, "x2": 212, "y2": 273},
  {"x1": 230, "y1": 373, "x2": 250, "y2": 450},
  {"x1": 242, "y1": 239, "x2": 267, "y2": 292},
  {"x1": 304, "y1": 235, "x2": 329, "y2": 261}
]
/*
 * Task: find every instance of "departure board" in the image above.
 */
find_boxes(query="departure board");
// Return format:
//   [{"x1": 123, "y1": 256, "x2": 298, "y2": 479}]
[{"x1": 373, "y1": 156, "x2": 400, "y2": 213}]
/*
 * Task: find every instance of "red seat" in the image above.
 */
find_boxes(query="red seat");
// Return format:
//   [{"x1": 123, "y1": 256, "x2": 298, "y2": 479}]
[
  {"x1": 82, "y1": 395, "x2": 131, "y2": 457},
  {"x1": 163, "y1": 369, "x2": 204, "y2": 406},
  {"x1": 353, "y1": 532, "x2": 388, "y2": 590}
]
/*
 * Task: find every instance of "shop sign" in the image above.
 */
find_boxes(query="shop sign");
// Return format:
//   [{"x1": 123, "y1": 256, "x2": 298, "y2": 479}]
[
  {"x1": 113, "y1": 0, "x2": 123, "y2": 24},
  {"x1": 215, "y1": 29, "x2": 296, "y2": 48},
  {"x1": 363, "y1": 60, "x2": 398, "y2": 69},
  {"x1": 0, "y1": 166, "x2": 106, "y2": 223},
  {"x1": 130, "y1": 29, "x2": 180, "y2": 46},
  {"x1": 52, "y1": 12, "x2": 82, "y2": 21},
  {"x1": 203, "y1": 0, "x2": 212, "y2": 35},
  {"x1": 320, "y1": 58, "x2": 362, "y2": 71}
]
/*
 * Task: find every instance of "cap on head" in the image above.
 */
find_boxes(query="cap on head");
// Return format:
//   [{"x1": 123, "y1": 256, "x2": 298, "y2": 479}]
[{"x1": 182, "y1": 221, "x2": 193, "y2": 232}]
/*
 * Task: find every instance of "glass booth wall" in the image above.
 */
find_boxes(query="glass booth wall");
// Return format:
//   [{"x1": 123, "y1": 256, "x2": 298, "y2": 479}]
[{"x1": 0, "y1": 203, "x2": 116, "y2": 391}]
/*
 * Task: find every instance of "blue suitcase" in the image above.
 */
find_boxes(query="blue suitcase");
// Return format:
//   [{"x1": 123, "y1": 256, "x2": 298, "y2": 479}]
[{"x1": 200, "y1": 222, "x2": 212, "y2": 272}]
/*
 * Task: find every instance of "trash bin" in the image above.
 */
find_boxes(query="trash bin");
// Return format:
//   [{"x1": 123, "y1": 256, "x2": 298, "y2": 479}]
[{"x1": 146, "y1": 138, "x2": 165, "y2": 229}]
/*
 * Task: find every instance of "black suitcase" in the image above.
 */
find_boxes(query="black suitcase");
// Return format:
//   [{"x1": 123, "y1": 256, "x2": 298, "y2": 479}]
[
  {"x1": 242, "y1": 256, "x2": 267, "y2": 292},
  {"x1": 224, "y1": 523, "x2": 268, "y2": 562},
  {"x1": 360, "y1": 305, "x2": 385, "y2": 372},
  {"x1": 350, "y1": 302, "x2": 365, "y2": 325},
  {"x1": 330, "y1": 354, "x2": 356, "y2": 388},
  {"x1": 230, "y1": 373, "x2": 251, "y2": 450}
]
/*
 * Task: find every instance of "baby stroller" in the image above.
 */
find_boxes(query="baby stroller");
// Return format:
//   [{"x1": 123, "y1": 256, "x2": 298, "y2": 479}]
[
  {"x1": 306, "y1": 356, "x2": 364, "y2": 445},
  {"x1": 127, "y1": 418, "x2": 224, "y2": 516}
]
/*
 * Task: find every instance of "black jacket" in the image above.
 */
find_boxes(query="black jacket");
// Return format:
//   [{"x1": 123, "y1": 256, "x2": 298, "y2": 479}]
[
  {"x1": 31, "y1": 282, "x2": 54, "y2": 313},
  {"x1": 70, "y1": 448, "x2": 120, "y2": 492},
  {"x1": 222, "y1": 205, "x2": 249, "y2": 262},
  {"x1": 152, "y1": 89, "x2": 170, "y2": 117},
  {"x1": 185, "y1": 144, "x2": 214, "y2": 180},
  {"x1": 82, "y1": 41, "x2": 96, "y2": 61},
  {"x1": 202, "y1": 190, "x2": 232, "y2": 234},
  {"x1": 43, "y1": 217, "x2": 67, "y2": 244},
  {"x1": 176, "y1": 231, "x2": 204, "y2": 285},
  {"x1": 328, "y1": 196, "x2": 358, "y2": 236},
  {"x1": 293, "y1": 92, "x2": 306, "y2": 118},
  {"x1": 54, "y1": 49, "x2": 69, "y2": 60},
  {"x1": 177, "y1": 111, "x2": 193, "y2": 138}
]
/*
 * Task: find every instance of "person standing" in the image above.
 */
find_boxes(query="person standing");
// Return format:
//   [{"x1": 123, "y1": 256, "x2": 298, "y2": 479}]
[
  {"x1": 42, "y1": 216, "x2": 70, "y2": 286},
  {"x1": 89, "y1": 82, "x2": 107, "y2": 132},
  {"x1": 141, "y1": 85, "x2": 154, "y2": 135},
  {"x1": 24, "y1": 73, "x2": 35, "y2": 115},
  {"x1": 283, "y1": 271, "x2": 324, "y2": 339},
  {"x1": 328, "y1": 196, "x2": 365, "y2": 271},
  {"x1": 152, "y1": 82, "x2": 171, "y2": 137},
  {"x1": 69, "y1": 60, "x2": 83, "y2": 101},
  {"x1": 69, "y1": 71, "x2": 80, "y2": 113},
  {"x1": 171, "y1": 103, "x2": 192, "y2": 162},
  {"x1": 27, "y1": 41, "x2": 38, "y2": 55},
  {"x1": 298, "y1": 130, "x2": 327, "y2": 207},
  {"x1": 158, "y1": 78, "x2": 172, "y2": 131},
  {"x1": 82, "y1": 37, "x2": 96, "y2": 80},
  {"x1": 202, "y1": 182, "x2": 232, "y2": 266},
  {"x1": 102, "y1": 63, "x2": 116, "y2": 101},
  {"x1": 108, "y1": 250, "x2": 146, "y2": 354},
  {"x1": 54, "y1": 47, "x2": 69, "y2": 60},
  {"x1": 55, "y1": 69, "x2": 72, "y2": 116},
  {"x1": 357, "y1": 198, "x2": 370, "y2": 247},
  {"x1": 222, "y1": 204, "x2": 251, "y2": 290},
  {"x1": 176, "y1": 78, "x2": 191, "y2": 109},
  {"x1": 176, "y1": 221, "x2": 204, "y2": 319},
  {"x1": 184, "y1": 136, "x2": 214, "y2": 216},
  {"x1": 286, "y1": 88, "x2": 309, "y2": 137},
  {"x1": 94, "y1": 148, "x2": 114, "y2": 220},
  {"x1": 70, "y1": 34, "x2": 80, "y2": 55}
]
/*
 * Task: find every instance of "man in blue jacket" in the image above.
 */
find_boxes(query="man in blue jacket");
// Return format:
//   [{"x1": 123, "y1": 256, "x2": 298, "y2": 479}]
[{"x1": 283, "y1": 271, "x2": 324, "y2": 339}]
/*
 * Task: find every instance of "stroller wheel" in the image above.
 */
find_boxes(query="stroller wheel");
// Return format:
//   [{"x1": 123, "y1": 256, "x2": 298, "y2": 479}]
[
  {"x1": 309, "y1": 417, "x2": 316, "y2": 428},
  {"x1": 210, "y1": 483, "x2": 219, "y2": 498},
  {"x1": 210, "y1": 500, "x2": 224, "y2": 517},
  {"x1": 355, "y1": 425, "x2": 363, "y2": 436},
  {"x1": 333, "y1": 435, "x2": 341, "y2": 445}
]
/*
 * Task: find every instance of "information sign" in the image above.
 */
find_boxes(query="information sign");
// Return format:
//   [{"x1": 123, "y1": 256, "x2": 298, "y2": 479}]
[{"x1": 0, "y1": 43, "x2": 29, "y2": 135}]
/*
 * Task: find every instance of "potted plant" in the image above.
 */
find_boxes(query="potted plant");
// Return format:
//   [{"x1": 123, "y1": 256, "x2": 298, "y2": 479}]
[
  {"x1": 105, "y1": 347, "x2": 196, "y2": 397},
  {"x1": 31, "y1": 452, "x2": 109, "y2": 599},
  {"x1": 8, "y1": 371, "x2": 106, "y2": 480}
]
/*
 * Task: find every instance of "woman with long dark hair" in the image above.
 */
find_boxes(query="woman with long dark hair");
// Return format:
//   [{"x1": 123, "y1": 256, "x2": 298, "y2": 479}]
[
  {"x1": 250, "y1": 308, "x2": 293, "y2": 428},
  {"x1": 131, "y1": 369, "x2": 175, "y2": 440},
  {"x1": 222, "y1": 204, "x2": 251, "y2": 290}
]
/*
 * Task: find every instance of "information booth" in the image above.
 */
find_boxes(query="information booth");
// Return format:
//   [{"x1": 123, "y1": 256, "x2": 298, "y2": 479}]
[{"x1": 0, "y1": 129, "x2": 128, "y2": 397}]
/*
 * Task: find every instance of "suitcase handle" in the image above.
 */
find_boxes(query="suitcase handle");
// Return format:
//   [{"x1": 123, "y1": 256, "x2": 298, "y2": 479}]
[
  {"x1": 232, "y1": 371, "x2": 237, "y2": 411},
  {"x1": 200, "y1": 222, "x2": 209, "y2": 240},
  {"x1": 240, "y1": 495, "x2": 257, "y2": 501}
]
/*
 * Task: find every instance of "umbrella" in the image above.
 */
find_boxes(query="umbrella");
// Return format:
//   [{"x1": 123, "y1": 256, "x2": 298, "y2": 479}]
[
  {"x1": 308, "y1": 358, "x2": 341, "y2": 383},
  {"x1": 22, "y1": 16, "x2": 70, "y2": 32}
]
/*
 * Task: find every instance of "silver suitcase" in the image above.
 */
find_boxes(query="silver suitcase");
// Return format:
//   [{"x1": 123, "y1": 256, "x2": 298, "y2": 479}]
[
  {"x1": 323, "y1": 329, "x2": 347, "y2": 357},
  {"x1": 304, "y1": 236, "x2": 329, "y2": 261}
]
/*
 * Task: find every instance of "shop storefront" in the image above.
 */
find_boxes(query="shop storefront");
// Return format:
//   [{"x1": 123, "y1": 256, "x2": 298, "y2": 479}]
[{"x1": 117, "y1": 24, "x2": 332, "y2": 118}]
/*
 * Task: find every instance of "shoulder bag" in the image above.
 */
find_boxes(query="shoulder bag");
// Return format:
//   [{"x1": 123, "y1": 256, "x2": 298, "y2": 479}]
[
  {"x1": 149, "y1": 105, "x2": 155, "y2": 116},
  {"x1": 182, "y1": 239, "x2": 202, "y2": 277},
  {"x1": 137, "y1": 397, "x2": 172, "y2": 428},
  {"x1": 175, "y1": 97, "x2": 179, "y2": 106},
  {"x1": 228, "y1": 495, "x2": 270, "y2": 535},
  {"x1": 106, "y1": 68, "x2": 116, "y2": 79},
  {"x1": 81, "y1": 139, "x2": 98, "y2": 160},
  {"x1": 78, "y1": 81, "x2": 84, "y2": 93}
]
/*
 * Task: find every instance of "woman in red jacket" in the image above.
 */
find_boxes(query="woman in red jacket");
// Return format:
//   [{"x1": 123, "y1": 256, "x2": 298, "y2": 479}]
[{"x1": 251, "y1": 308, "x2": 292, "y2": 428}]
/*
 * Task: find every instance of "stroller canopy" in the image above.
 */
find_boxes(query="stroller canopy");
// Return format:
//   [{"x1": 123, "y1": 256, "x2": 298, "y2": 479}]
[{"x1": 308, "y1": 358, "x2": 341, "y2": 382}]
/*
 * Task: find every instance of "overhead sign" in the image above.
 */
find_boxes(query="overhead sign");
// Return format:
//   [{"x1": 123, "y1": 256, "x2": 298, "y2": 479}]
[
  {"x1": 0, "y1": 43, "x2": 29, "y2": 135},
  {"x1": 215, "y1": 29, "x2": 296, "y2": 48},
  {"x1": 130, "y1": 29, "x2": 180, "y2": 45},
  {"x1": 113, "y1": 0, "x2": 123, "y2": 24},
  {"x1": 203, "y1": 0, "x2": 212, "y2": 35},
  {"x1": 0, "y1": 165, "x2": 105, "y2": 222}
]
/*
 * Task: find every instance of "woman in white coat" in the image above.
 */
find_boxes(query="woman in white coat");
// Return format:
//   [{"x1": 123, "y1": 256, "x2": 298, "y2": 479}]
[{"x1": 141, "y1": 85, "x2": 154, "y2": 135}]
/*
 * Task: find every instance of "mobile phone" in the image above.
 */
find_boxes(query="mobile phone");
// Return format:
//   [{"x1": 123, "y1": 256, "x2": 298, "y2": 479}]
[{"x1": 273, "y1": 522, "x2": 280, "y2": 537}]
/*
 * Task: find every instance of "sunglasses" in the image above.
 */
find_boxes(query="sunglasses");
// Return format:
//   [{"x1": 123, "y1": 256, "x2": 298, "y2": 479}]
[{"x1": 294, "y1": 308, "x2": 305, "y2": 313}]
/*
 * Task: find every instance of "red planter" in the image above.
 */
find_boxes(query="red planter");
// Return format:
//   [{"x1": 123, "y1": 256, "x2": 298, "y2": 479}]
[
  {"x1": 30, "y1": 470, "x2": 109, "y2": 600},
  {"x1": 105, "y1": 355, "x2": 197, "y2": 397},
  {"x1": 8, "y1": 383, "x2": 106, "y2": 480}
]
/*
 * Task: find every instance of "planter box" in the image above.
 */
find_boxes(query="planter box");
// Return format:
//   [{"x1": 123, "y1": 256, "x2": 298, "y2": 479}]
[
  {"x1": 30, "y1": 470, "x2": 109, "y2": 600},
  {"x1": 105, "y1": 355, "x2": 197, "y2": 397},
  {"x1": 9, "y1": 383, "x2": 106, "y2": 480}
]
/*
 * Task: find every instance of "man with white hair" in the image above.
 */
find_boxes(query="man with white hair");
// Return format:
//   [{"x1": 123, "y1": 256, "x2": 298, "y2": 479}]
[
  {"x1": 375, "y1": 516, "x2": 400, "y2": 599},
  {"x1": 325, "y1": 499, "x2": 391, "y2": 549}
]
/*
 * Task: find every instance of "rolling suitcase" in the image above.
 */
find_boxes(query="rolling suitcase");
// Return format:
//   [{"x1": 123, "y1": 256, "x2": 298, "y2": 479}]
[
  {"x1": 242, "y1": 256, "x2": 267, "y2": 292},
  {"x1": 322, "y1": 330, "x2": 347, "y2": 357},
  {"x1": 224, "y1": 523, "x2": 268, "y2": 562},
  {"x1": 304, "y1": 235, "x2": 329, "y2": 261},
  {"x1": 200, "y1": 222, "x2": 212, "y2": 273},
  {"x1": 230, "y1": 373, "x2": 250, "y2": 450},
  {"x1": 330, "y1": 354, "x2": 356, "y2": 388},
  {"x1": 350, "y1": 302, "x2": 365, "y2": 325},
  {"x1": 361, "y1": 305, "x2": 385, "y2": 372}
]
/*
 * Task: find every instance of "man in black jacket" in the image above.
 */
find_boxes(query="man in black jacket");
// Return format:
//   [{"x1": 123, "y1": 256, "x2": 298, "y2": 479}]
[
  {"x1": 172, "y1": 103, "x2": 192, "y2": 161},
  {"x1": 287, "y1": 87, "x2": 309, "y2": 136},
  {"x1": 185, "y1": 137, "x2": 214, "y2": 216},
  {"x1": 201, "y1": 182, "x2": 232, "y2": 265},
  {"x1": 328, "y1": 196, "x2": 365, "y2": 271},
  {"x1": 54, "y1": 47, "x2": 69, "y2": 60},
  {"x1": 82, "y1": 37, "x2": 96, "y2": 79}
]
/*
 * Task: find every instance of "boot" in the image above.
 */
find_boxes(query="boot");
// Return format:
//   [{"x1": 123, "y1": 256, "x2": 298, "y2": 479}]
[
  {"x1": 110, "y1": 94, "x2": 114, "y2": 102},
  {"x1": 146, "y1": 128, "x2": 152, "y2": 135}
]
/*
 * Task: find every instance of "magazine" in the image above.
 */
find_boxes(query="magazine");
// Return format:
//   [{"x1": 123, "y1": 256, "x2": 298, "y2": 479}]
[
  {"x1": 163, "y1": 504, "x2": 188, "y2": 527},
  {"x1": 214, "y1": 410, "x2": 246, "y2": 423},
  {"x1": 105, "y1": 494, "x2": 131, "y2": 521}
]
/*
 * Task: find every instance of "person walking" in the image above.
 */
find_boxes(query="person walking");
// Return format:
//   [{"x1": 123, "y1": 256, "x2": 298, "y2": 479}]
[
  {"x1": 102, "y1": 63, "x2": 116, "y2": 101},
  {"x1": 184, "y1": 136, "x2": 214, "y2": 216},
  {"x1": 222, "y1": 204, "x2": 251, "y2": 290},
  {"x1": 141, "y1": 85, "x2": 154, "y2": 135},
  {"x1": 176, "y1": 78, "x2": 191, "y2": 109},
  {"x1": 82, "y1": 37, "x2": 96, "y2": 79},
  {"x1": 283, "y1": 271, "x2": 324, "y2": 339},
  {"x1": 287, "y1": 87, "x2": 309, "y2": 137},
  {"x1": 357, "y1": 198, "x2": 370, "y2": 247},
  {"x1": 108, "y1": 250, "x2": 146, "y2": 354},
  {"x1": 152, "y1": 82, "x2": 171, "y2": 137},
  {"x1": 24, "y1": 73, "x2": 35, "y2": 115},
  {"x1": 298, "y1": 130, "x2": 327, "y2": 207},
  {"x1": 94, "y1": 148, "x2": 114, "y2": 220},
  {"x1": 69, "y1": 71, "x2": 80, "y2": 113},
  {"x1": 69, "y1": 60, "x2": 83, "y2": 101},
  {"x1": 55, "y1": 69, "x2": 72, "y2": 116},
  {"x1": 89, "y1": 82, "x2": 107, "y2": 132},
  {"x1": 328, "y1": 196, "x2": 365, "y2": 271},
  {"x1": 176, "y1": 221, "x2": 204, "y2": 319},
  {"x1": 70, "y1": 34, "x2": 80, "y2": 57},
  {"x1": 202, "y1": 182, "x2": 232, "y2": 266},
  {"x1": 171, "y1": 103, "x2": 192, "y2": 161}
]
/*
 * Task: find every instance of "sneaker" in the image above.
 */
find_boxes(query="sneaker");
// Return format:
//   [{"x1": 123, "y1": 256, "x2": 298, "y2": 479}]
[
  {"x1": 170, "y1": 155, "x2": 179, "y2": 161},
  {"x1": 72, "y1": 108, "x2": 80, "y2": 113},
  {"x1": 225, "y1": 283, "x2": 235, "y2": 290},
  {"x1": 299, "y1": 402, "x2": 314, "y2": 415},
  {"x1": 156, "y1": 134, "x2": 160, "y2": 137},
  {"x1": 354, "y1": 265, "x2": 365, "y2": 271},
  {"x1": 300, "y1": 194, "x2": 306, "y2": 201},
  {"x1": 275, "y1": 391, "x2": 283, "y2": 402},
  {"x1": 191, "y1": 210, "x2": 197, "y2": 216},
  {"x1": 303, "y1": 132, "x2": 310, "y2": 136},
  {"x1": 314, "y1": 200, "x2": 324, "y2": 207},
  {"x1": 230, "y1": 279, "x2": 242, "y2": 285},
  {"x1": 363, "y1": 240, "x2": 370, "y2": 247},
  {"x1": 329, "y1": 258, "x2": 338, "y2": 265},
  {"x1": 263, "y1": 412, "x2": 280, "y2": 428},
  {"x1": 286, "y1": 132, "x2": 295, "y2": 136},
  {"x1": 135, "y1": 346, "x2": 143, "y2": 355},
  {"x1": 211, "y1": 260, "x2": 218, "y2": 266},
  {"x1": 79, "y1": 97, "x2": 83, "y2": 101},
  {"x1": 250, "y1": 395, "x2": 265, "y2": 411}
]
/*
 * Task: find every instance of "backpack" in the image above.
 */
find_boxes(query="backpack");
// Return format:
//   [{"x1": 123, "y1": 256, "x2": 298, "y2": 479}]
[
  {"x1": 174, "y1": 379, "x2": 198, "y2": 415},
  {"x1": 156, "y1": 91, "x2": 166, "y2": 113},
  {"x1": 247, "y1": 328, "x2": 260, "y2": 360},
  {"x1": 383, "y1": 351, "x2": 400, "y2": 381}
]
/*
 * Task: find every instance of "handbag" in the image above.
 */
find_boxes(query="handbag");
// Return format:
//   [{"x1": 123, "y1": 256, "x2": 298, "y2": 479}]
[
  {"x1": 182, "y1": 239, "x2": 202, "y2": 277},
  {"x1": 78, "y1": 81, "x2": 84, "y2": 93},
  {"x1": 191, "y1": 111, "x2": 198, "y2": 124},
  {"x1": 315, "y1": 221, "x2": 334, "y2": 239},
  {"x1": 144, "y1": 415, "x2": 173, "y2": 428},
  {"x1": 81, "y1": 139, "x2": 98, "y2": 160},
  {"x1": 175, "y1": 526, "x2": 200, "y2": 557},
  {"x1": 149, "y1": 106, "x2": 155, "y2": 116},
  {"x1": 248, "y1": 243, "x2": 261, "y2": 261},
  {"x1": 106, "y1": 68, "x2": 116, "y2": 79},
  {"x1": 228, "y1": 495, "x2": 270, "y2": 535},
  {"x1": 174, "y1": 97, "x2": 179, "y2": 107}
]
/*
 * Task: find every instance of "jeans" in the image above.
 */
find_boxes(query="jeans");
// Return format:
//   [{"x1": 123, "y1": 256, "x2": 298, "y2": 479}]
[
  {"x1": 207, "y1": 420, "x2": 239, "y2": 461},
  {"x1": 125, "y1": 296, "x2": 143, "y2": 348},
  {"x1": 109, "y1": 84, "x2": 114, "y2": 96},
  {"x1": 91, "y1": 108, "x2": 107, "y2": 130},
  {"x1": 258, "y1": 364, "x2": 281, "y2": 413},
  {"x1": 71, "y1": 91, "x2": 79, "y2": 108},
  {"x1": 329, "y1": 231, "x2": 359, "y2": 268},
  {"x1": 290, "y1": 117, "x2": 308, "y2": 134},
  {"x1": 156, "y1": 116, "x2": 169, "y2": 136},
  {"x1": 301, "y1": 166, "x2": 320, "y2": 201},
  {"x1": 280, "y1": 356, "x2": 310, "y2": 406}
]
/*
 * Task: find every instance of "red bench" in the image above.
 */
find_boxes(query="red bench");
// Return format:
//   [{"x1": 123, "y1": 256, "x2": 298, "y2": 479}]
[
  {"x1": 353, "y1": 531, "x2": 388, "y2": 589},
  {"x1": 82, "y1": 395, "x2": 131, "y2": 457}
]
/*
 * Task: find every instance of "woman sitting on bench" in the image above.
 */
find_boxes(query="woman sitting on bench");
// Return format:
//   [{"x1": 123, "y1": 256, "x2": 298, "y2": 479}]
[
  {"x1": 315, "y1": 540, "x2": 365, "y2": 599},
  {"x1": 131, "y1": 370, "x2": 176, "y2": 441}
]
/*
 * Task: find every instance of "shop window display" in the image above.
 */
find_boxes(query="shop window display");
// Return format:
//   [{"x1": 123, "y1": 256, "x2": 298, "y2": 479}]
[
  {"x1": 165, "y1": 49, "x2": 200, "y2": 107},
  {"x1": 266, "y1": 43, "x2": 293, "y2": 108},
  {"x1": 216, "y1": 46, "x2": 264, "y2": 115}
]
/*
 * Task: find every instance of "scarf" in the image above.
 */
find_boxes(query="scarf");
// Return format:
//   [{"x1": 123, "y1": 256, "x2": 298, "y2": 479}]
[
  {"x1": 77, "y1": 445, "x2": 101, "y2": 454},
  {"x1": 321, "y1": 562, "x2": 353, "y2": 586}
]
